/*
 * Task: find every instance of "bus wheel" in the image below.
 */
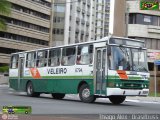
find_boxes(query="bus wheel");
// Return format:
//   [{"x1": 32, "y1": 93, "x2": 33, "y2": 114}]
[
  {"x1": 79, "y1": 84, "x2": 96, "y2": 103},
  {"x1": 52, "y1": 93, "x2": 65, "y2": 99},
  {"x1": 26, "y1": 82, "x2": 40, "y2": 97},
  {"x1": 109, "y1": 96, "x2": 126, "y2": 104}
]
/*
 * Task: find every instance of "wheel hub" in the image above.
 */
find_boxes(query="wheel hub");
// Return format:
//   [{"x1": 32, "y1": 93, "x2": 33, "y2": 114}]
[{"x1": 82, "y1": 88, "x2": 90, "y2": 98}]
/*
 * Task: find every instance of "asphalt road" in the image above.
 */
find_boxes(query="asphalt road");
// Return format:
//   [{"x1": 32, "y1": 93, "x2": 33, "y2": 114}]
[{"x1": 0, "y1": 85, "x2": 160, "y2": 119}]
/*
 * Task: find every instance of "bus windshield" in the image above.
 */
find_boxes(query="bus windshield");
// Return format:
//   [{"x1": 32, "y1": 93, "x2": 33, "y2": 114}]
[{"x1": 109, "y1": 46, "x2": 148, "y2": 72}]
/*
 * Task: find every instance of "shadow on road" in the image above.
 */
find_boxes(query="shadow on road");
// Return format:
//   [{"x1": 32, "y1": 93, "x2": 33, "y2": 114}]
[{"x1": 8, "y1": 92, "x2": 138, "y2": 107}]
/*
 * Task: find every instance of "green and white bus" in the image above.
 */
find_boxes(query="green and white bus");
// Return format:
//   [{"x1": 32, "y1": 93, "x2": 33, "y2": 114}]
[{"x1": 9, "y1": 36, "x2": 150, "y2": 104}]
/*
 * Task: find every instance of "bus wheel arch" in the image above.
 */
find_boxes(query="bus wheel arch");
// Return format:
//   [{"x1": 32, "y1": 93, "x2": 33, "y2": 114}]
[
  {"x1": 78, "y1": 83, "x2": 96, "y2": 103},
  {"x1": 109, "y1": 95, "x2": 126, "y2": 104},
  {"x1": 26, "y1": 81, "x2": 40, "y2": 97},
  {"x1": 77, "y1": 81, "x2": 87, "y2": 93}
]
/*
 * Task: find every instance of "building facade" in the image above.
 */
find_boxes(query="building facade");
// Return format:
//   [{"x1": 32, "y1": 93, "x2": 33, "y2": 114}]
[
  {"x1": 51, "y1": 0, "x2": 92, "y2": 46},
  {"x1": 52, "y1": 0, "x2": 125, "y2": 45},
  {"x1": 127, "y1": 1, "x2": 160, "y2": 67},
  {"x1": 0, "y1": 0, "x2": 51, "y2": 66},
  {"x1": 92, "y1": 0, "x2": 110, "y2": 40},
  {"x1": 127, "y1": 0, "x2": 160, "y2": 93},
  {"x1": 91, "y1": 0, "x2": 126, "y2": 40}
]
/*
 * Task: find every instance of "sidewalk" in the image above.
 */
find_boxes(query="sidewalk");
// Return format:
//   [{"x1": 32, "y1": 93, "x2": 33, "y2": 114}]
[
  {"x1": 0, "y1": 75, "x2": 8, "y2": 85},
  {"x1": 126, "y1": 96, "x2": 160, "y2": 103}
]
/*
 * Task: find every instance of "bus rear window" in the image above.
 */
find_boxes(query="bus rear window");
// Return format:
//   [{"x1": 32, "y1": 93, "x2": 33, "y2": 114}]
[{"x1": 10, "y1": 55, "x2": 19, "y2": 69}]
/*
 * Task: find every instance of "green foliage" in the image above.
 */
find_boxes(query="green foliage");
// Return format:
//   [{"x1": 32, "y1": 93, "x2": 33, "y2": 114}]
[
  {"x1": 0, "y1": 0, "x2": 11, "y2": 31},
  {"x1": 0, "y1": 18, "x2": 6, "y2": 30},
  {"x1": 149, "y1": 92, "x2": 160, "y2": 97},
  {"x1": 0, "y1": 66, "x2": 9, "y2": 73}
]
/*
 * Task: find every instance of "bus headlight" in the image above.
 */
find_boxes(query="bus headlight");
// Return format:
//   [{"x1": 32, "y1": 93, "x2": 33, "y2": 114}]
[
  {"x1": 145, "y1": 85, "x2": 147, "y2": 88},
  {"x1": 141, "y1": 84, "x2": 144, "y2": 88},
  {"x1": 115, "y1": 83, "x2": 119, "y2": 87}
]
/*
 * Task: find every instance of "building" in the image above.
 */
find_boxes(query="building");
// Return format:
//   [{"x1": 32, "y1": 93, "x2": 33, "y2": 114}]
[
  {"x1": 127, "y1": 0, "x2": 160, "y2": 93},
  {"x1": 90, "y1": 0, "x2": 126, "y2": 40},
  {"x1": 0, "y1": 0, "x2": 51, "y2": 66},
  {"x1": 52, "y1": 0, "x2": 126, "y2": 45},
  {"x1": 51, "y1": 0, "x2": 92, "y2": 46},
  {"x1": 92, "y1": 0, "x2": 110, "y2": 40},
  {"x1": 127, "y1": 0, "x2": 160, "y2": 46},
  {"x1": 127, "y1": 0, "x2": 160, "y2": 58}
]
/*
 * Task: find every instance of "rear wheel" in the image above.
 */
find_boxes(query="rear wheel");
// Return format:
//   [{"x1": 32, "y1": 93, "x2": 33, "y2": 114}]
[
  {"x1": 109, "y1": 96, "x2": 126, "y2": 104},
  {"x1": 79, "y1": 84, "x2": 96, "y2": 103},
  {"x1": 52, "y1": 93, "x2": 65, "y2": 99},
  {"x1": 26, "y1": 82, "x2": 40, "y2": 97}
]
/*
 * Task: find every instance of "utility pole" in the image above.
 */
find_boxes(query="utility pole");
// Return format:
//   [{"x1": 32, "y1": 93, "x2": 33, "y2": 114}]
[
  {"x1": 49, "y1": 0, "x2": 54, "y2": 47},
  {"x1": 125, "y1": 3, "x2": 129, "y2": 38}
]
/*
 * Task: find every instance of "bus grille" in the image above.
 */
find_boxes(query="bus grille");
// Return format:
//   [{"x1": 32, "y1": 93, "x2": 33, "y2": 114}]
[{"x1": 121, "y1": 83, "x2": 142, "y2": 89}]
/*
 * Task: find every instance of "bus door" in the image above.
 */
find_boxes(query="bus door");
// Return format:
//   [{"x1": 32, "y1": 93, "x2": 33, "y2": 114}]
[
  {"x1": 18, "y1": 57, "x2": 24, "y2": 90},
  {"x1": 95, "y1": 48, "x2": 106, "y2": 95}
]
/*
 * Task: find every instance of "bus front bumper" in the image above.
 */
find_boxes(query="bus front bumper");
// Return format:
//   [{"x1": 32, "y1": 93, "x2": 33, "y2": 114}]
[{"x1": 107, "y1": 88, "x2": 149, "y2": 96}]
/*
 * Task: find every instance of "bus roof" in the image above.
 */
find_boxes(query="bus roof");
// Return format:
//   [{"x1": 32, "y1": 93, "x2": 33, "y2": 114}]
[{"x1": 11, "y1": 36, "x2": 145, "y2": 55}]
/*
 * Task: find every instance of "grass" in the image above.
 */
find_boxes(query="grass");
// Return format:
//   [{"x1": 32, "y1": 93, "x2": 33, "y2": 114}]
[{"x1": 149, "y1": 92, "x2": 160, "y2": 97}]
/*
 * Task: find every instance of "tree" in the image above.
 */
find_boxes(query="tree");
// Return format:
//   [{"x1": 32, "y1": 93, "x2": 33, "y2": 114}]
[
  {"x1": 0, "y1": 66, "x2": 9, "y2": 73},
  {"x1": 0, "y1": 0, "x2": 11, "y2": 30}
]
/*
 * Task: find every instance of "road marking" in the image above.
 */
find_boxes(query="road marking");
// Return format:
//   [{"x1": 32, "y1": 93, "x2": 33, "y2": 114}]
[
  {"x1": 125, "y1": 99, "x2": 140, "y2": 103},
  {"x1": 126, "y1": 99, "x2": 160, "y2": 104}
]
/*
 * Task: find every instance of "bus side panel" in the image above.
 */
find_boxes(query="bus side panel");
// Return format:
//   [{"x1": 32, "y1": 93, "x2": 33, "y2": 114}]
[
  {"x1": 9, "y1": 78, "x2": 18, "y2": 90},
  {"x1": 19, "y1": 78, "x2": 93, "y2": 94},
  {"x1": 19, "y1": 78, "x2": 48, "y2": 92},
  {"x1": 53, "y1": 79, "x2": 93, "y2": 94},
  {"x1": 9, "y1": 69, "x2": 19, "y2": 90}
]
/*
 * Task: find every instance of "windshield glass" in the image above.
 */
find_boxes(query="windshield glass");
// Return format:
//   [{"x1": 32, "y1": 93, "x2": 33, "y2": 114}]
[
  {"x1": 108, "y1": 46, "x2": 148, "y2": 72},
  {"x1": 132, "y1": 49, "x2": 148, "y2": 72}
]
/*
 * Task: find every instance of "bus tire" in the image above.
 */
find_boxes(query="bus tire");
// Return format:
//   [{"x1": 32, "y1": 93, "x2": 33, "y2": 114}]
[
  {"x1": 26, "y1": 82, "x2": 40, "y2": 97},
  {"x1": 52, "y1": 93, "x2": 65, "y2": 99},
  {"x1": 109, "y1": 96, "x2": 126, "y2": 104},
  {"x1": 79, "y1": 84, "x2": 96, "y2": 103}
]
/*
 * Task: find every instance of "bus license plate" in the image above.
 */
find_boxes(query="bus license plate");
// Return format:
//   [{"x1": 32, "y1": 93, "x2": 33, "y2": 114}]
[{"x1": 143, "y1": 91, "x2": 148, "y2": 94}]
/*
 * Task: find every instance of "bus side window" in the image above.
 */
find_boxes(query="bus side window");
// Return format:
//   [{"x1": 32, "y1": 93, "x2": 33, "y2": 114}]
[
  {"x1": 26, "y1": 52, "x2": 36, "y2": 68},
  {"x1": 48, "y1": 48, "x2": 60, "y2": 67},
  {"x1": 10, "y1": 55, "x2": 19, "y2": 69},
  {"x1": 62, "y1": 47, "x2": 76, "y2": 66},
  {"x1": 77, "y1": 45, "x2": 93, "y2": 65},
  {"x1": 36, "y1": 50, "x2": 48, "y2": 67}
]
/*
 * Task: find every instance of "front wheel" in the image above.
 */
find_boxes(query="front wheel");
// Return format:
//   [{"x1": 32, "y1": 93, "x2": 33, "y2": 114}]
[
  {"x1": 109, "y1": 96, "x2": 126, "y2": 104},
  {"x1": 26, "y1": 82, "x2": 40, "y2": 97},
  {"x1": 52, "y1": 93, "x2": 65, "y2": 99},
  {"x1": 79, "y1": 84, "x2": 96, "y2": 103}
]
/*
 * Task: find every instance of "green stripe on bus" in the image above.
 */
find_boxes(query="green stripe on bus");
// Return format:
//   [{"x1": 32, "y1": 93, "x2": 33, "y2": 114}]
[{"x1": 9, "y1": 75, "x2": 142, "y2": 80}]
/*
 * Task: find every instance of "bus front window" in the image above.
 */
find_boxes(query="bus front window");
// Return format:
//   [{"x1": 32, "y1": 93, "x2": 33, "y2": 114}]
[
  {"x1": 132, "y1": 49, "x2": 148, "y2": 72},
  {"x1": 111, "y1": 46, "x2": 131, "y2": 71},
  {"x1": 108, "y1": 46, "x2": 148, "y2": 72}
]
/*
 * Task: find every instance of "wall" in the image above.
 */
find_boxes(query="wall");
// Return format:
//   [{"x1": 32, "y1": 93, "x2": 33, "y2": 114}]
[{"x1": 0, "y1": 75, "x2": 9, "y2": 84}]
